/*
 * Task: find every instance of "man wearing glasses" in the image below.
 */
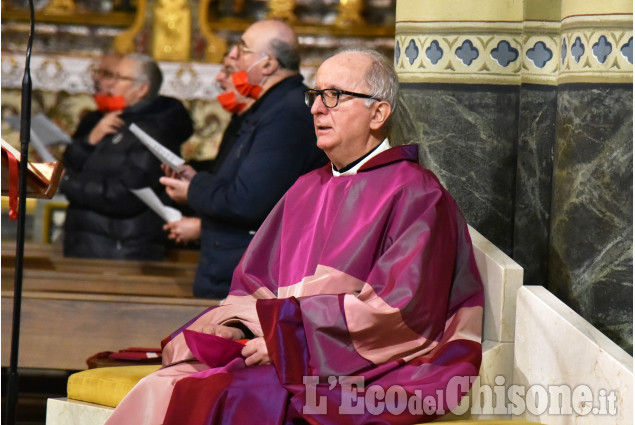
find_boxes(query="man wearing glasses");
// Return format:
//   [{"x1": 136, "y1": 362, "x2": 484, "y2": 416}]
[
  {"x1": 105, "y1": 48, "x2": 483, "y2": 425},
  {"x1": 60, "y1": 53, "x2": 193, "y2": 260},
  {"x1": 159, "y1": 20, "x2": 326, "y2": 298}
]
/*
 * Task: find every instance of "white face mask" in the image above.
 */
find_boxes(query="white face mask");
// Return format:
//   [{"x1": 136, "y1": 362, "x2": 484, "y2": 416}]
[{"x1": 244, "y1": 55, "x2": 270, "y2": 86}]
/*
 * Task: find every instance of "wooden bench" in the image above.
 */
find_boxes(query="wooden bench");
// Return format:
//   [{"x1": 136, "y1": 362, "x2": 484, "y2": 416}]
[{"x1": 1, "y1": 241, "x2": 220, "y2": 371}]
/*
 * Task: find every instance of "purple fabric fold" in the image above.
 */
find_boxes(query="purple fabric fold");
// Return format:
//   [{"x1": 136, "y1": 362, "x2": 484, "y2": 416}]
[{"x1": 183, "y1": 330, "x2": 246, "y2": 368}]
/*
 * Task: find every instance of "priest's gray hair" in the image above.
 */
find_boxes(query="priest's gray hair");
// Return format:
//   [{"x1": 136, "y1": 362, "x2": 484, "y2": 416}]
[
  {"x1": 333, "y1": 47, "x2": 399, "y2": 110},
  {"x1": 127, "y1": 53, "x2": 163, "y2": 99},
  {"x1": 331, "y1": 47, "x2": 398, "y2": 136}
]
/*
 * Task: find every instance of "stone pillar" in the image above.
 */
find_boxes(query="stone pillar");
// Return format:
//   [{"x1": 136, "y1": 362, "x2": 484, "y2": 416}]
[
  {"x1": 393, "y1": 0, "x2": 632, "y2": 352},
  {"x1": 549, "y1": 1, "x2": 633, "y2": 352}
]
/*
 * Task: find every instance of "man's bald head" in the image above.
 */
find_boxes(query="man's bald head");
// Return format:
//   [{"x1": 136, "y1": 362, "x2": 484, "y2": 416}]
[{"x1": 243, "y1": 19, "x2": 301, "y2": 71}]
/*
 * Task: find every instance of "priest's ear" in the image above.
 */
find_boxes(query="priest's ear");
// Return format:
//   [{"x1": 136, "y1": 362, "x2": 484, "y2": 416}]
[{"x1": 369, "y1": 100, "x2": 392, "y2": 132}]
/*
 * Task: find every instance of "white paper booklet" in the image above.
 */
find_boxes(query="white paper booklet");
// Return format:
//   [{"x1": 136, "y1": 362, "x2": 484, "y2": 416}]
[
  {"x1": 5, "y1": 113, "x2": 69, "y2": 162},
  {"x1": 6, "y1": 113, "x2": 72, "y2": 145},
  {"x1": 32, "y1": 113, "x2": 72, "y2": 145},
  {"x1": 129, "y1": 123, "x2": 185, "y2": 172},
  {"x1": 29, "y1": 132, "x2": 57, "y2": 162},
  {"x1": 130, "y1": 187, "x2": 182, "y2": 223}
]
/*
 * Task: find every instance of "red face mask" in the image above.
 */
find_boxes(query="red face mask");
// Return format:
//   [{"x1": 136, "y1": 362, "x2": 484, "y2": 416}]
[
  {"x1": 217, "y1": 91, "x2": 247, "y2": 114},
  {"x1": 231, "y1": 70, "x2": 262, "y2": 100},
  {"x1": 93, "y1": 94, "x2": 126, "y2": 112}
]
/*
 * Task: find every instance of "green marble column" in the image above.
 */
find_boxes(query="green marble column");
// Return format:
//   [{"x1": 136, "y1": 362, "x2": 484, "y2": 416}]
[{"x1": 550, "y1": 84, "x2": 633, "y2": 352}]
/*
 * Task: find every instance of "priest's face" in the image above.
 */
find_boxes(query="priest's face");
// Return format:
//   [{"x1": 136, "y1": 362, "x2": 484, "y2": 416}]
[{"x1": 311, "y1": 52, "x2": 380, "y2": 169}]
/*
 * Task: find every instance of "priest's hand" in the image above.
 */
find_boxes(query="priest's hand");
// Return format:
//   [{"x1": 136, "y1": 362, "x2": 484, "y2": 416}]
[
  {"x1": 163, "y1": 217, "x2": 201, "y2": 244},
  {"x1": 162, "y1": 163, "x2": 197, "y2": 181},
  {"x1": 88, "y1": 111, "x2": 123, "y2": 145},
  {"x1": 201, "y1": 324, "x2": 245, "y2": 340},
  {"x1": 242, "y1": 337, "x2": 271, "y2": 366},
  {"x1": 160, "y1": 176, "x2": 190, "y2": 204}
]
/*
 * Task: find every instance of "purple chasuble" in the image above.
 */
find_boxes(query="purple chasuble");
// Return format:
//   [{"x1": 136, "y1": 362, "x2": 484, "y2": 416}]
[{"x1": 161, "y1": 144, "x2": 484, "y2": 425}]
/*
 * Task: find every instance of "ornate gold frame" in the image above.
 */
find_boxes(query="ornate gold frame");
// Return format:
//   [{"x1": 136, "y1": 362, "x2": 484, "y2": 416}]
[
  {"x1": 198, "y1": 0, "x2": 228, "y2": 62},
  {"x1": 114, "y1": 0, "x2": 148, "y2": 54}
]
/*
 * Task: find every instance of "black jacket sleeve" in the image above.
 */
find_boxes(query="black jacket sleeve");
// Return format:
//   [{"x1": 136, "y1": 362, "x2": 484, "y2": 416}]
[{"x1": 187, "y1": 81, "x2": 322, "y2": 228}]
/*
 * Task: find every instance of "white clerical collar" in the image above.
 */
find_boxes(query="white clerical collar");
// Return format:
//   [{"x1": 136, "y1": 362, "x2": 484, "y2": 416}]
[{"x1": 332, "y1": 139, "x2": 390, "y2": 177}]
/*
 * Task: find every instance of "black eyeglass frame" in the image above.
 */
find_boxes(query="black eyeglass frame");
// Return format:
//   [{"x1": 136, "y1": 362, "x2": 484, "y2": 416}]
[
  {"x1": 235, "y1": 39, "x2": 270, "y2": 59},
  {"x1": 304, "y1": 88, "x2": 382, "y2": 108}
]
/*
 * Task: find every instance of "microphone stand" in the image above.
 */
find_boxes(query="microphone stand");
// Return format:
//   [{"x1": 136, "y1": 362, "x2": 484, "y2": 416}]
[{"x1": 5, "y1": 0, "x2": 34, "y2": 423}]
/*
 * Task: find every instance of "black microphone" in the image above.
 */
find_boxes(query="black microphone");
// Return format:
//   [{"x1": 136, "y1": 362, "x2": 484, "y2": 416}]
[{"x1": 5, "y1": 0, "x2": 34, "y2": 423}]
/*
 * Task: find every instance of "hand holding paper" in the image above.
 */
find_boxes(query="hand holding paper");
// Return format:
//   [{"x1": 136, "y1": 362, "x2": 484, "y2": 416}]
[
  {"x1": 163, "y1": 217, "x2": 201, "y2": 244},
  {"x1": 130, "y1": 187, "x2": 182, "y2": 223},
  {"x1": 129, "y1": 123, "x2": 185, "y2": 172},
  {"x1": 159, "y1": 176, "x2": 190, "y2": 204}
]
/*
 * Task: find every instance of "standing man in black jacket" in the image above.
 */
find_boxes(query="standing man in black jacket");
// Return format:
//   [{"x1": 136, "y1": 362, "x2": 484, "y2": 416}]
[
  {"x1": 61, "y1": 53, "x2": 194, "y2": 260},
  {"x1": 161, "y1": 20, "x2": 327, "y2": 298}
]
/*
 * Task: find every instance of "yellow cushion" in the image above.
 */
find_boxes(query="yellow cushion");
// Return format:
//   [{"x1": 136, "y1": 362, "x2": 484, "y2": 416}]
[{"x1": 67, "y1": 365, "x2": 161, "y2": 408}]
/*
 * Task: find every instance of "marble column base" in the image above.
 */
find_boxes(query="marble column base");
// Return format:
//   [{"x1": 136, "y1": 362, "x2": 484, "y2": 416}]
[{"x1": 514, "y1": 286, "x2": 632, "y2": 425}]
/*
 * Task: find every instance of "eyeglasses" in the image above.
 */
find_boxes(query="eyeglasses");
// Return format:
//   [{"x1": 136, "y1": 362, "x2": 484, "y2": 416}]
[
  {"x1": 304, "y1": 88, "x2": 382, "y2": 108},
  {"x1": 92, "y1": 69, "x2": 114, "y2": 79},
  {"x1": 234, "y1": 40, "x2": 269, "y2": 59},
  {"x1": 111, "y1": 74, "x2": 140, "y2": 82}
]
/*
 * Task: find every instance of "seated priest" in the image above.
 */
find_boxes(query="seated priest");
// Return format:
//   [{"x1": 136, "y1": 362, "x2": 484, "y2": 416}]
[
  {"x1": 60, "y1": 53, "x2": 193, "y2": 260},
  {"x1": 104, "y1": 48, "x2": 484, "y2": 425}
]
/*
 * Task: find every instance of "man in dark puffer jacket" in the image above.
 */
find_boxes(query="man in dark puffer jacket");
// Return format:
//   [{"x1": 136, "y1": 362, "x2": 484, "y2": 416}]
[{"x1": 60, "y1": 53, "x2": 193, "y2": 260}]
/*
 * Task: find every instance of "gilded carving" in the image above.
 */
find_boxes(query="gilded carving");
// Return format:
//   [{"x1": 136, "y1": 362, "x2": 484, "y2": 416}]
[
  {"x1": 152, "y1": 0, "x2": 191, "y2": 61},
  {"x1": 198, "y1": 0, "x2": 228, "y2": 63},
  {"x1": 267, "y1": 0, "x2": 297, "y2": 23},
  {"x1": 334, "y1": 0, "x2": 364, "y2": 28},
  {"x1": 114, "y1": 0, "x2": 147, "y2": 54},
  {"x1": 43, "y1": 0, "x2": 76, "y2": 14}
]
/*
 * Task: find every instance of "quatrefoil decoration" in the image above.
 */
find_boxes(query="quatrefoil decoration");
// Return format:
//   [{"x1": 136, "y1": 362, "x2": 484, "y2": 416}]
[
  {"x1": 491, "y1": 40, "x2": 518, "y2": 67},
  {"x1": 455, "y1": 40, "x2": 479, "y2": 66},
  {"x1": 527, "y1": 41, "x2": 553, "y2": 68},
  {"x1": 426, "y1": 40, "x2": 443, "y2": 65}
]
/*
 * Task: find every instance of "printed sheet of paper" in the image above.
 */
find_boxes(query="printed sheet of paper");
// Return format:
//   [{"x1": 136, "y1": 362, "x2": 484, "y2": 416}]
[
  {"x1": 130, "y1": 187, "x2": 182, "y2": 223},
  {"x1": 129, "y1": 123, "x2": 185, "y2": 172},
  {"x1": 6, "y1": 113, "x2": 72, "y2": 145}
]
